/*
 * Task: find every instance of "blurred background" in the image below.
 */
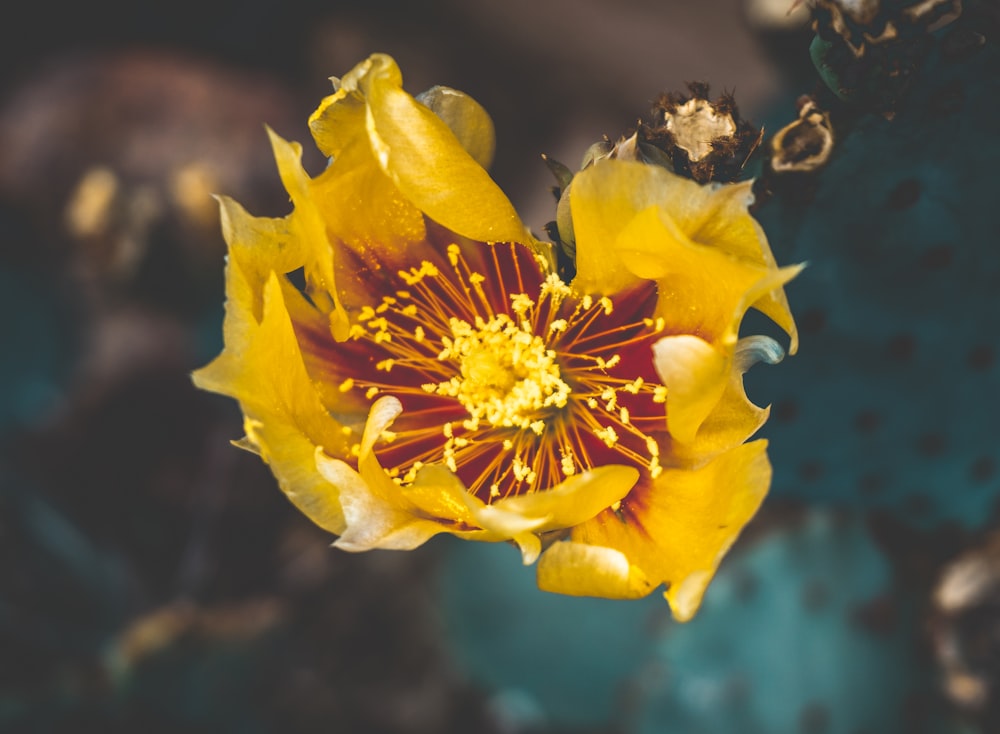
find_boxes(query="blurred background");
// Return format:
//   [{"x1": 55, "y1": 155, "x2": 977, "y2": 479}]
[{"x1": 2, "y1": 0, "x2": 999, "y2": 732}]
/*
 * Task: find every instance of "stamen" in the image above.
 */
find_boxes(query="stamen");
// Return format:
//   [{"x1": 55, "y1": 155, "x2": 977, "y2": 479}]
[{"x1": 332, "y1": 241, "x2": 669, "y2": 502}]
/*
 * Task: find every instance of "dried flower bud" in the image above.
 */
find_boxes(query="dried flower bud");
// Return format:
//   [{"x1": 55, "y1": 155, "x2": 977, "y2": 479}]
[
  {"x1": 932, "y1": 533, "x2": 1000, "y2": 720},
  {"x1": 811, "y1": 0, "x2": 961, "y2": 58},
  {"x1": 642, "y1": 83, "x2": 764, "y2": 184},
  {"x1": 770, "y1": 97, "x2": 835, "y2": 173},
  {"x1": 809, "y1": 0, "x2": 963, "y2": 114}
]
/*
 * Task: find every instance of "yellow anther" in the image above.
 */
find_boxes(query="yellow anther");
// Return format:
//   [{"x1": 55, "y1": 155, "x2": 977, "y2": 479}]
[
  {"x1": 447, "y1": 243, "x2": 461, "y2": 266},
  {"x1": 619, "y1": 406, "x2": 630, "y2": 425},
  {"x1": 649, "y1": 458, "x2": 663, "y2": 479},
  {"x1": 624, "y1": 377, "x2": 645, "y2": 394},
  {"x1": 376, "y1": 359, "x2": 395, "y2": 372},
  {"x1": 402, "y1": 461, "x2": 424, "y2": 484},
  {"x1": 549, "y1": 319, "x2": 568, "y2": 334},
  {"x1": 413, "y1": 325, "x2": 425, "y2": 342},
  {"x1": 653, "y1": 386, "x2": 668, "y2": 403},
  {"x1": 365, "y1": 386, "x2": 380, "y2": 399},
  {"x1": 358, "y1": 306, "x2": 376, "y2": 321},
  {"x1": 560, "y1": 450, "x2": 576, "y2": 477},
  {"x1": 595, "y1": 425, "x2": 619, "y2": 448},
  {"x1": 338, "y1": 378, "x2": 355, "y2": 392},
  {"x1": 540, "y1": 273, "x2": 572, "y2": 302},
  {"x1": 399, "y1": 261, "x2": 438, "y2": 285},
  {"x1": 431, "y1": 312, "x2": 571, "y2": 432},
  {"x1": 599, "y1": 296, "x2": 613, "y2": 315},
  {"x1": 512, "y1": 457, "x2": 536, "y2": 484},
  {"x1": 401, "y1": 304, "x2": 418, "y2": 317},
  {"x1": 510, "y1": 293, "x2": 534, "y2": 315},
  {"x1": 530, "y1": 420, "x2": 545, "y2": 435},
  {"x1": 601, "y1": 387, "x2": 617, "y2": 411}
]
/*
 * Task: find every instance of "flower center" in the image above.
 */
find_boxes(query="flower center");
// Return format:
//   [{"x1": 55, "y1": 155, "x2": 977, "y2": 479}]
[
  {"x1": 320, "y1": 240, "x2": 668, "y2": 502},
  {"x1": 433, "y1": 313, "x2": 571, "y2": 432}
]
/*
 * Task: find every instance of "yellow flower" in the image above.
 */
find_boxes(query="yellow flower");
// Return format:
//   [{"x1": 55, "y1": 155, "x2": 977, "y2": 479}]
[{"x1": 193, "y1": 53, "x2": 800, "y2": 621}]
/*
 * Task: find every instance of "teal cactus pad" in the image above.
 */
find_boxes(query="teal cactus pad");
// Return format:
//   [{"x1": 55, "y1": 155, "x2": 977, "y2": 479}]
[
  {"x1": 747, "y1": 28, "x2": 1000, "y2": 529},
  {"x1": 438, "y1": 512, "x2": 950, "y2": 732}
]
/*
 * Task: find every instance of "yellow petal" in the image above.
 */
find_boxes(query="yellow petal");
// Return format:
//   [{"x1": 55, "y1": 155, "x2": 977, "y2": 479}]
[
  {"x1": 315, "y1": 452, "x2": 446, "y2": 551},
  {"x1": 315, "y1": 398, "x2": 479, "y2": 551},
  {"x1": 652, "y1": 334, "x2": 729, "y2": 445},
  {"x1": 491, "y1": 465, "x2": 639, "y2": 533},
  {"x1": 656, "y1": 178, "x2": 799, "y2": 353},
  {"x1": 656, "y1": 333, "x2": 786, "y2": 457},
  {"x1": 615, "y1": 205, "x2": 772, "y2": 346},
  {"x1": 358, "y1": 54, "x2": 527, "y2": 244},
  {"x1": 569, "y1": 160, "x2": 799, "y2": 349},
  {"x1": 537, "y1": 541, "x2": 653, "y2": 599},
  {"x1": 416, "y1": 85, "x2": 496, "y2": 169},
  {"x1": 267, "y1": 128, "x2": 350, "y2": 341},
  {"x1": 310, "y1": 127, "x2": 429, "y2": 270},
  {"x1": 216, "y1": 196, "x2": 297, "y2": 324},
  {"x1": 676, "y1": 378, "x2": 770, "y2": 465},
  {"x1": 193, "y1": 270, "x2": 349, "y2": 534},
  {"x1": 569, "y1": 160, "x2": 661, "y2": 295},
  {"x1": 402, "y1": 463, "x2": 482, "y2": 529},
  {"x1": 308, "y1": 87, "x2": 367, "y2": 161},
  {"x1": 570, "y1": 440, "x2": 771, "y2": 621},
  {"x1": 329, "y1": 398, "x2": 541, "y2": 550},
  {"x1": 408, "y1": 464, "x2": 549, "y2": 543}
]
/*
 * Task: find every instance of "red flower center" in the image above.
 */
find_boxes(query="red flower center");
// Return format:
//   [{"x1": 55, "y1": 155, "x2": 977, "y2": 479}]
[{"x1": 320, "y1": 241, "x2": 668, "y2": 503}]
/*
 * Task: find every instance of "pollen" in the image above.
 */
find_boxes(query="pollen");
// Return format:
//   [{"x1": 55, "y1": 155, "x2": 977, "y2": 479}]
[
  {"x1": 595, "y1": 425, "x2": 620, "y2": 448},
  {"x1": 427, "y1": 312, "x2": 571, "y2": 432},
  {"x1": 560, "y1": 449, "x2": 576, "y2": 477}
]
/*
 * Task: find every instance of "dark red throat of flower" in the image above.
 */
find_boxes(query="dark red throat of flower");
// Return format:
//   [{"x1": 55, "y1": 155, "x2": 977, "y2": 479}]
[{"x1": 318, "y1": 240, "x2": 669, "y2": 504}]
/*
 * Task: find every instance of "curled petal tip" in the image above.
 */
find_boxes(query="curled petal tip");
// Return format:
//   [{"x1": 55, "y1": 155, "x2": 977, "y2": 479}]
[{"x1": 734, "y1": 335, "x2": 786, "y2": 373}]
